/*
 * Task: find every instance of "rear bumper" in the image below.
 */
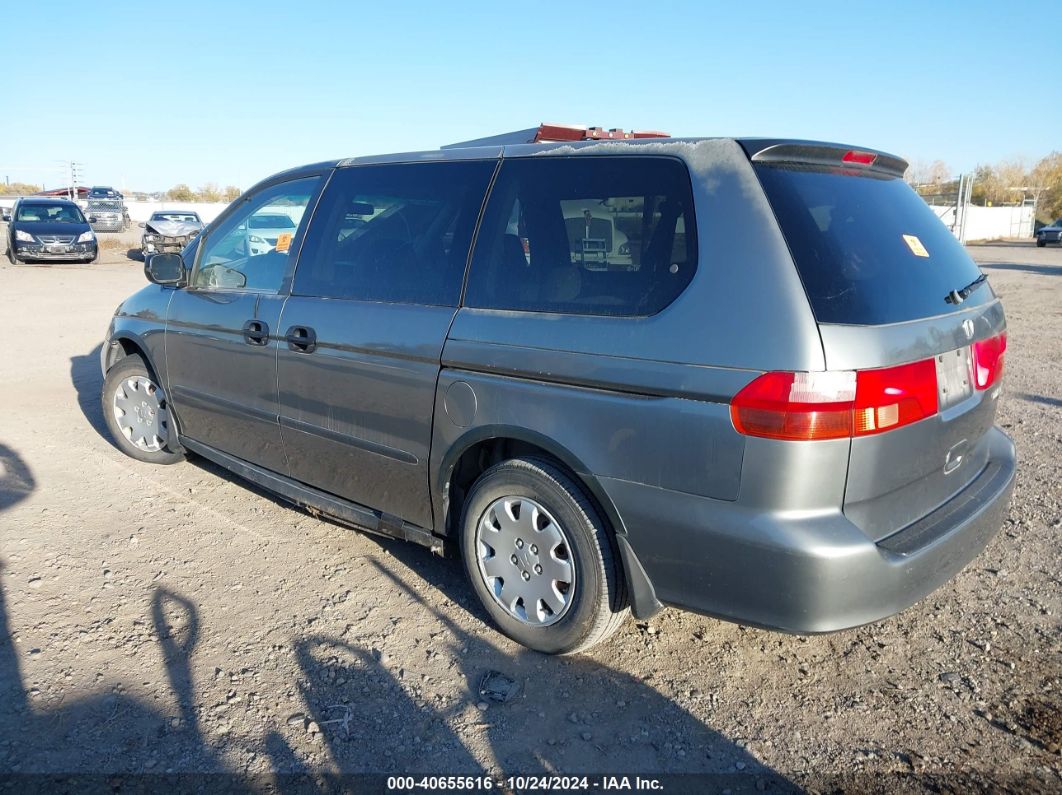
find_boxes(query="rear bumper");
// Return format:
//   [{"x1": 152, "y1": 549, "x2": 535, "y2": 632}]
[{"x1": 604, "y1": 426, "x2": 1015, "y2": 633}]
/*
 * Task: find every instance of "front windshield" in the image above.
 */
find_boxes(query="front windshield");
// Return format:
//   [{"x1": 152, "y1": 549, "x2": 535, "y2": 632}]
[{"x1": 16, "y1": 204, "x2": 86, "y2": 224}]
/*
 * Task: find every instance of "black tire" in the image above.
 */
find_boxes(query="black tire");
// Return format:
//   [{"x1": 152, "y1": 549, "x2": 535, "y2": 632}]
[
  {"x1": 101, "y1": 355, "x2": 184, "y2": 465},
  {"x1": 1036, "y1": 240, "x2": 1046, "y2": 247},
  {"x1": 6, "y1": 247, "x2": 18, "y2": 265},
  {"x1": 459, "y1": 457, "x2": 629, "y2": 654}
]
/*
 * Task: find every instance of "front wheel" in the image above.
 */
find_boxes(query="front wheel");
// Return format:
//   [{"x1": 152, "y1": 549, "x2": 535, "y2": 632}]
[
  {"x1": 460, "y1": 457, "x2": 629, "y2": 654},
  {"x1": 1036, "y1": 240, "x2": 1046, "y2": 248},
  {"x1": 101, "y1": 355, "x2": 184, "y2": 464}
]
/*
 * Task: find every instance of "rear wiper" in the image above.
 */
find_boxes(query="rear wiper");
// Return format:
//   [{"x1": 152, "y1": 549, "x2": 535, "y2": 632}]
[{"x1": 946, "y1": 272, "x2": 987, "y2": 304}]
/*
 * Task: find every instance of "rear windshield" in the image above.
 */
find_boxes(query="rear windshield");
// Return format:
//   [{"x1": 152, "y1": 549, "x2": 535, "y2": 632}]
[{"x1": 755, "y1": 164, "x2": 991, "y2": 325}]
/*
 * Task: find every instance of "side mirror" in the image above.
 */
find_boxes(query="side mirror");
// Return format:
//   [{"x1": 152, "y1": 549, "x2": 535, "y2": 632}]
[
  {"x1": 145, "y1": 252, "x2": 186, "y2": 286},
  {"x1": 138, "y1": 222, "x2": 146, "y2": 228},
  {"x1": 88, "y1": 216, "x2": 98, "y2": 223}
]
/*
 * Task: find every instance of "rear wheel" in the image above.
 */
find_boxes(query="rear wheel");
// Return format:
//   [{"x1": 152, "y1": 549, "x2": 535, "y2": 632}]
[
  {"x1": 101, "y1": 355, "x2": 184, "y2": 464},
  {"x1": 460, "y1": 457, "x2": 628, "y2": 654},
  {"x1": 1037, "y1": 239, "x2": 1046, "y2": 247}
]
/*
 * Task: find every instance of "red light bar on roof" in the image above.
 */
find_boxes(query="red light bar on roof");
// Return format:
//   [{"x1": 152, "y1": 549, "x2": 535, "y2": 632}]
[
  {"x1": 533, "y1": 123, "x2": 669, "y2": 143},
  {"x1": 841, "y1": 150, "x2": 878, "y2": 166}
]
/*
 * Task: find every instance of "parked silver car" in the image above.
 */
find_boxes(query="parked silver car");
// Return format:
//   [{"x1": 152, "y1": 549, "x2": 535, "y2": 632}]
[
  {"x1": 140, "y1": 210, "x2": 203, "y2": 259},
  {"x1": 86, "y1": 199, "x2": 126, "y2": 233},
  {"x1": 101, "y1": 125, "x2": 1015, "y2": 654}
]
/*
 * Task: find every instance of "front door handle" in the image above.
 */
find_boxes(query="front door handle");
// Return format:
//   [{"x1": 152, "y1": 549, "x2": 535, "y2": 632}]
[
  {"x1": 242, "y1": 319, "x2": 269, "y2": 346},
  {"x1": 284, "y1": 325, "x2": 317, "y2": 353}
]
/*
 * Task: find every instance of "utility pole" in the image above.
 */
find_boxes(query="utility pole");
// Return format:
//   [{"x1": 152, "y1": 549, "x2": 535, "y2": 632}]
[{"x1": 69, "y1": 161, "x2": 83, "y2": 202}]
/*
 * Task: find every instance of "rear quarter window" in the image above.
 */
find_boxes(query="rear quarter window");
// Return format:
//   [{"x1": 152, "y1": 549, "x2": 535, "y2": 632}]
[
  {"x1": 755, "y1": 164, "x2": 991, "y2": 325},
  {"x1": 465, "y1": 156, "x2": 697, "y2": 317}
]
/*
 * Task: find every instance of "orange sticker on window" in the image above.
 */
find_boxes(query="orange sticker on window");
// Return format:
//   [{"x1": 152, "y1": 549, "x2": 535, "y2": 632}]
[
  {"x1": 902, "y1": 234, "x2": 929, "y2": 257},
  {"x1": 275, "y1": 232, "x2": 293, "y2": 253}
]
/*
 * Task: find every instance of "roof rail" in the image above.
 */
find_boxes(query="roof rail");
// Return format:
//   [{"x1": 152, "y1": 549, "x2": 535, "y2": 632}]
[{"x1": 441, "y1": 123, "x2": 669, "y2": 150}]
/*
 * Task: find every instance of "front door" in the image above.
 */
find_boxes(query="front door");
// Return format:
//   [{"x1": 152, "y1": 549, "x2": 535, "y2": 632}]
[
  {"x1": 165, "y1": 175, "x2": 324, "y2": 472},
  {"x1": 277, "y1": 159, "x2": 496, "y2": 528}
]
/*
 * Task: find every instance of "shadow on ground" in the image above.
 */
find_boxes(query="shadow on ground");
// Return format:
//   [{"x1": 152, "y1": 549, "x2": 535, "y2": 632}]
[
  {"x1": 70, "y1": 343, "x2": 111, "y2": 447},
  {"x1": 0, "y1": 438, "x2": 794, "y2": 789},
  {"x1": 1017, "y1": 392, "x2": 1062, "y2": 409}
]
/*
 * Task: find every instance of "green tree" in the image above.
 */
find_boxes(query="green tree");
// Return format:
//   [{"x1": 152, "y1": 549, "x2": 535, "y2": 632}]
[{"x1": 166, "y1": 184, "x2": 195, "y2": 201}]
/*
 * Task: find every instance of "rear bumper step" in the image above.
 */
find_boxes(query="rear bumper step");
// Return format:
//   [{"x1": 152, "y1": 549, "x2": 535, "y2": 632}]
[
  {"x1": 599, "y1": 426, "x2": 1016, "y2": 634},
  {"x1": 877, "y1": 457, "x2": 1012, "y2": 556}
]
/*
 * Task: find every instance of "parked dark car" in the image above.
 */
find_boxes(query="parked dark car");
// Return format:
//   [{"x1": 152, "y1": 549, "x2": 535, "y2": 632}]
[
  {"x1": 4, "y1": 197, "x2": 98, "y2": 264},
  {"x1": 100, "y1": 126, "x2": 1015, "y2": 654},
  {"x1": 1035, "y1": 218, "x2": 1062, "y2": 247},
  {"x1": 88, "y1": 185, "x2": 121, "y2": 200}
]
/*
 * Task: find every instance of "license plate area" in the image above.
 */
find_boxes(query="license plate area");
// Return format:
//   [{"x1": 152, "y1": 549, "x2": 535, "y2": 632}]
[{"x1": 935, "y1": 347, "x2": 973, "y2": 409}]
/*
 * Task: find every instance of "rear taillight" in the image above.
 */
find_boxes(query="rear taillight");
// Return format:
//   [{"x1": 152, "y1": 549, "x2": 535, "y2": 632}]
[
  {"x1": 853, "y1": 359, "x2": 938, "y2": 435},
  {"x1": 973, "y1": 332, "x2": 1006, "y2": 390},
  {"x1": 728, "y1": 371, "x2": 856, "y2": 440},
  {"x1": 731, "y1": 359, "x2": 939, "y2": 441}
]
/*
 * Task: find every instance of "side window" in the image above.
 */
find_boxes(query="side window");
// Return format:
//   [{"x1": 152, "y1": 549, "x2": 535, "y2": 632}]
[
  {"x1": 465, "y1": 157, "x2": 697, "y2": 317},
  {"x1": 292, "y1": 160, "x2": 496, "y2": 305},
  {"x1": 193, "y1": 177, "x2": 321, "y2": 292}
]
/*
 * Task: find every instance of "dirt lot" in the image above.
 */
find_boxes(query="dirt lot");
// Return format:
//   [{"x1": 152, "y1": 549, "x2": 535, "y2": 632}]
[{"x1": 0, "y1": 229, "x2": 1059, "y2": 791}]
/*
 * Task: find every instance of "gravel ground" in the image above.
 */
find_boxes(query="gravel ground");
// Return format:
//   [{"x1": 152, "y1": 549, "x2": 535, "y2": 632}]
[{"x1": 0, "y1": 229, "x2": 1059, "y2": 792}]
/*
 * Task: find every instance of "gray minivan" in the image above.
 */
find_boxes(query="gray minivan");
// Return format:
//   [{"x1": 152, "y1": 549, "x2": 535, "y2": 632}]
[{"x1": 100, "y1": 126, "x2": 1016, "y2": 654}]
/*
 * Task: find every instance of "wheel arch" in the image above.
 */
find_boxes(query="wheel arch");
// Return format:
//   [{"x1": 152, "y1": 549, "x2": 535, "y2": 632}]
[
  {"x1": 103, "y1": 332, "x2": 156, "y2": 374},
  {"x1": 435, "y1": 424, "x2": 663, "y2": 620}
]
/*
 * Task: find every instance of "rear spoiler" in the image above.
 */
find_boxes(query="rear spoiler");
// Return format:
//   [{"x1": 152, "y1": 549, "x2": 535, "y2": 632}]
[{"x1": 739, "y1": 140, "x2": 908, "y2": 178}]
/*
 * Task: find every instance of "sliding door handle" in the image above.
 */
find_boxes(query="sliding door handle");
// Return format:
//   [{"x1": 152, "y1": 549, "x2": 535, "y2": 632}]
[
  {"x1": 242, "y1": 319, "x2": 269, "y2": 346},
  {"x1": 284, "y1": 325, "x2": 317, "y2": 353}
]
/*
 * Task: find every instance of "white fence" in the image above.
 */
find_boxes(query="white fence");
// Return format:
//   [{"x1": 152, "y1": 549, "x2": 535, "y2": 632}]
[
  {"x1": 122, "y1": 200, "x2": 232, "y2": 224},
  {"x1": 927, "y1": 203, "x2": 1036, "y2": 242},
  {"x1": 3, "y1": 193, "x2": 1036, "y2": 242},
  {"x1": 0, "y1": 196, "x2": 232, "y2": 225}
]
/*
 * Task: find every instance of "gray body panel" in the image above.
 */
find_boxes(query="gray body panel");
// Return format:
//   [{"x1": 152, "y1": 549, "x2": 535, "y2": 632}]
[
  {"x1": 276, "y1": 296, "x2": 453, "y2": 528},
  {"x1": 102, "y1": 284, "x2": 174, "y2": 383},
  {"x1": 164, "y1": 289, "x2": 289, "y2": 474}
]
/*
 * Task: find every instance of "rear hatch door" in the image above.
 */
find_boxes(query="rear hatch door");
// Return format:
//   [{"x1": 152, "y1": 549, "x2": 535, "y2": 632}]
[{"x1": 750, "y1": 143, "x2": 1006, "y2": 542}]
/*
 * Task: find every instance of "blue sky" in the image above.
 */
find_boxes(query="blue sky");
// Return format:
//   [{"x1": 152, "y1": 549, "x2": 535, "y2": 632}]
[{"x1": 4, "y1": 1, "x2": 1059, "y2": 191}]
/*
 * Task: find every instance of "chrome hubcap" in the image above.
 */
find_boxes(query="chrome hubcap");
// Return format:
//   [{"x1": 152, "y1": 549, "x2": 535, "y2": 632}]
[
  {"x1": 475, "y1": 496, "x2": 574, "y2": 626},
  {"x1": 112, "y1": 376, "x2": 169, "y2": 452}
]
